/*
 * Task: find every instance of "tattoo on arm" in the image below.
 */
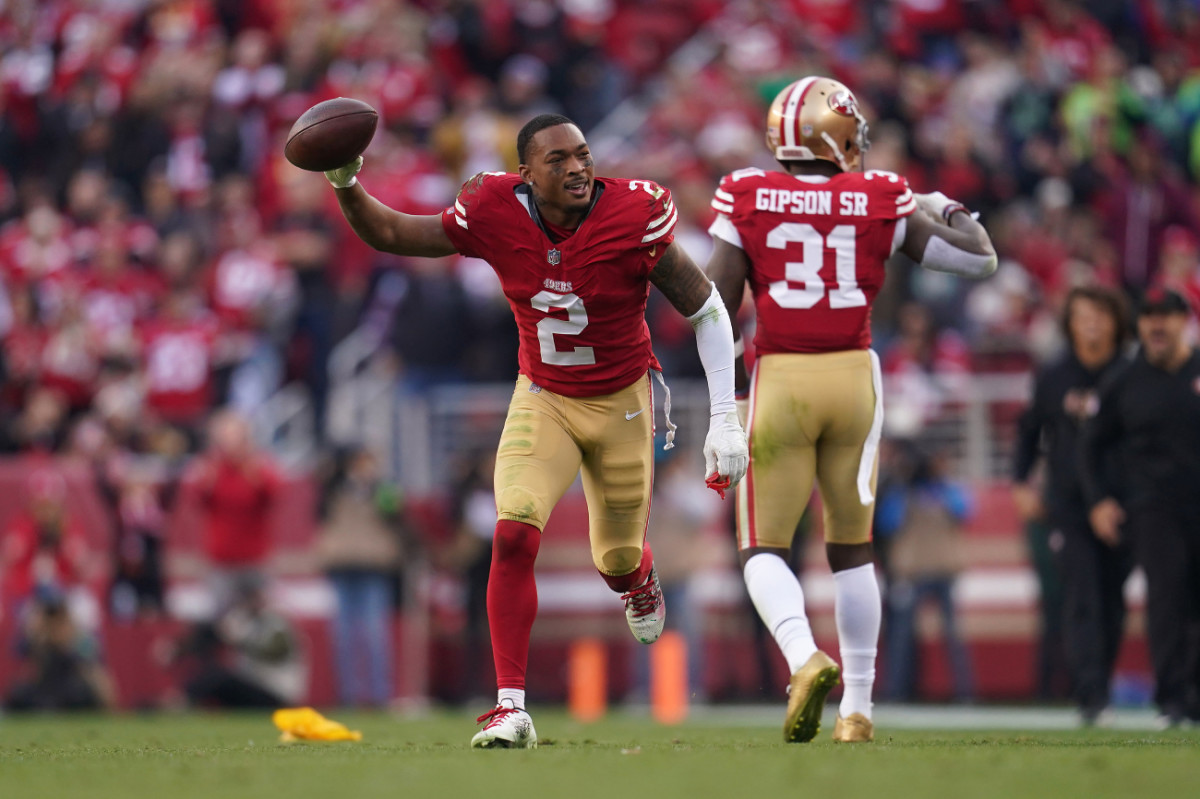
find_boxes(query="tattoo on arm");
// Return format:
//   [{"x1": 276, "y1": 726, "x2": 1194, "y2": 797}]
[{"x1": 650, "y1": 242, "x2": 712, "y2": 316}]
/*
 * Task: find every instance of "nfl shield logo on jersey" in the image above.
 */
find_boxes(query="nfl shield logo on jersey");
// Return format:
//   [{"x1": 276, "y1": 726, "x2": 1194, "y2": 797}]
[{"x1": 547, "y1": 248, "x2": 561, "y2": 265}]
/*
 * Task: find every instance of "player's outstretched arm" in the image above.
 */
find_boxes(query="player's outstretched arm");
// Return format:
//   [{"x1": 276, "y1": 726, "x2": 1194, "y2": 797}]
[
  {"x1": 704, "y1": 238, "x2": 752, "y2": 410},
  {"x1": 650, "y1": 241, "x2": 748, "y2": 495},
  {"x1": 324, "y1": 157, "x2": 458, "y2": 258},
  {"x1": 901, "y1": 192, "x2": 997, "y2": 279}
]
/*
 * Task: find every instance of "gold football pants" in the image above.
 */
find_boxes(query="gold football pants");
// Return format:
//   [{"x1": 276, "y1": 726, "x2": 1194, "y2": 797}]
[
  {"x1": 494, "y1": 373, "x2": 654, "y2": 576},
  {"x1": 736, "y1": 350, "x2": 883, "y2": 550}
]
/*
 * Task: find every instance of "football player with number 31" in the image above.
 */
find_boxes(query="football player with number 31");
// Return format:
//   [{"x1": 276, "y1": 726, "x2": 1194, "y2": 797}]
[
  {"x1": 322, "y1": 113, "x2": 748, "y2": 749},
  {"x1": 705, "y1": 77, "x2": 997, "y2": 743}
]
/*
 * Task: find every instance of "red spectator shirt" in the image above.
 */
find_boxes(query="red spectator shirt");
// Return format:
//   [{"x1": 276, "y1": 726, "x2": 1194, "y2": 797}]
[
  {"x1": 881, "y1": 330, "x2": 973, "y2": 378},
  {"x1": 2, "y1": 513, "x2": 88, "y2": 603},
  {"x1": 190, "y1": 457, "x2": 283, "y2": 566},
  {"x1": 0, "y1": 217, "x2": 73, "y2": 285},
  {"x1": 79, "y1": 270, "x2": 163, "y2": 349},
  {"x1": 786, "y1": 0, "x2": 860, "y2": 37},
  {"x1": 441, "y1": 173, "x2": 675, "y2": 397},
  {"x1": 207, "y1": 244, "x2": 287, "y2": 331},
  {"x1": 39, "y1": 323, "x2": 99, "y2": 408},
  {"x1": 139, "y1": 315, "x2": 220, "y2": 423},
  {"x1": 709, "y1": 168, "x2": 914, "y2": 354},
  {"x1": 2, "y1": 322, "x2": 46, "y2": 389},
  {"x1": 69, "y1": 219, "x2": 159, "y2": 267}
]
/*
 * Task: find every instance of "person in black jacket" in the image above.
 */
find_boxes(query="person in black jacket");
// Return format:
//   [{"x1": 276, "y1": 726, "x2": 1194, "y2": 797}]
[
  {"x1": 1014, "y1": 285, "x2": 1133, "y2": 724},
  {"x1": 1081, "y1": 287, "x2": 1200, "y2": 726}
]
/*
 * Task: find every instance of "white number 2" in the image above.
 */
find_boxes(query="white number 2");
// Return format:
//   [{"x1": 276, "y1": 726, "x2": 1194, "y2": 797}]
[
  {"x1": 628, "y1": 179, "x2": 665, "y2": 199},
  {"x1": 531, "y1": 291, "x2": 596, "y2": 366},
  {"x1": 766, "y1": 223, "x2": 866, "y2": 310}
]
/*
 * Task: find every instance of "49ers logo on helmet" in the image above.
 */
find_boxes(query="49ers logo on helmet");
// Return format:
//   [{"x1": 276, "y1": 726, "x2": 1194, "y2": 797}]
[{"x1": 828, "y1": 90, "x2": 857, "y2": 117}]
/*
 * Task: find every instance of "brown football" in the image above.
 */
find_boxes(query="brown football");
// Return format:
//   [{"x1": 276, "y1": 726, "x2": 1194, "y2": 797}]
[{"x1": 285, "y1": 97, "x2": 379, "y2": 172}]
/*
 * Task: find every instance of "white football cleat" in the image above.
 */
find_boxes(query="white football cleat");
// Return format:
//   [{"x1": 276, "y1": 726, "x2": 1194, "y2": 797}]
[
  {"x1": 471, "y1": 699, "x2": 538, "y2": 749},
  {"x1": 622, "y1": 567, "x2": 666, "y2": 645}
]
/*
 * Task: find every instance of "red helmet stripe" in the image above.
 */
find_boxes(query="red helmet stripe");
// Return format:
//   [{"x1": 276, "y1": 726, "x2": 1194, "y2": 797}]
[{"x1": 780, "y1": 76, "x2": 818, "y2": 147}]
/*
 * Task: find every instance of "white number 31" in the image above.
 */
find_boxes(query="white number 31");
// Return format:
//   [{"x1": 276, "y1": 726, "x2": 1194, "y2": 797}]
[{"x1": 766, "y1": 222, "x2": 866, "y2": 309}]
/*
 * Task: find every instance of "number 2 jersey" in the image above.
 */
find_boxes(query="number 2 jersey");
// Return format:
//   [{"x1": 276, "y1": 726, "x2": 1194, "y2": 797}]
[
  {"x1": 441, "y1": 173, "x2": 676, "y2": 397},
  {"x1": 709, "y1": 168, "x2": 915, "y2": 354}
]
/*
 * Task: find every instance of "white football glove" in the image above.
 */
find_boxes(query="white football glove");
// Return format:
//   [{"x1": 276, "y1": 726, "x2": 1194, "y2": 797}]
[
  {"x1": 703, "y1": 411, "x2": 748, "y2": 499},
  {"x1": 324, "y1": 156, "x2": 363, "y2": 189},
  {"x1": 915, "y1": 191, "x2": 968, "y2": 224}
]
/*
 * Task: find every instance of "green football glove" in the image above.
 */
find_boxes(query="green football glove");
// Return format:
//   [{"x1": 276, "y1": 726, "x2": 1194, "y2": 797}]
[{"x1": 324, "y1": 156, "x2": 363, "y2": 189}]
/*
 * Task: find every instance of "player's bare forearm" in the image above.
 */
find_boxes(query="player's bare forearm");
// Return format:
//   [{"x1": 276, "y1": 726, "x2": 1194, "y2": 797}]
[
  {"x1": 649, "y1": 241, "x2": 713, "y2": 316},
  {"x1": 705, "y1": 238, "x2": 748, "y2": 319},
  {"x1": 947, "y1": 209, "x2": 994, "y2": 253},
  {"x1": 334, "y1": 183, "x2": 458, "y2": 258}
]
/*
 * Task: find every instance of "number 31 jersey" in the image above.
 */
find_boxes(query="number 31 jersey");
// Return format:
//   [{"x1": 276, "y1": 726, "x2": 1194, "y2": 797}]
[
  {"x1": 442, "y1": 173, "x2": 675, "y2": 397},
  {"x1": 709, "y1": 168, "x2": 915, "y2": 354}
]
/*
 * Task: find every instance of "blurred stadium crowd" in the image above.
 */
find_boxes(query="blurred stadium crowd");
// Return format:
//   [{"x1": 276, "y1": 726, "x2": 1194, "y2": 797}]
[
  {"x1": 1, "y1": 0, "x2": 1200, "y2": 709},
  {"x1": 1, "y1": 0, "x2": 1199, "y2": 457}
]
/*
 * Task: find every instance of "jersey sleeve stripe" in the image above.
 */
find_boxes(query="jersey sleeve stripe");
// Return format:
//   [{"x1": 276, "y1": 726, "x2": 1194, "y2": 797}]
[
  {"x1": 711, "y1": 199, "x2": 734, "y2": 214},
  {"x1": 895, "y1": 189, "x2": 913, "y2": 206},
  {"x1": 454, "y1": 199, "x2": 467, "y2": 216},
  {"x1": 641, "y1": 207, "x2": 678, "y2": 243},
  {"x1": 715, "y1": 188, "x2": 734, "y2": 202},
  {"x1": 896, "y1": 198, "x2": 916, "y2": 216},
  {"x1": 454, "y1": 214, "x2": 469, "y2": 229},
  {"x1": 646, "y1": 199, "x2": 676, "y2": 231}
]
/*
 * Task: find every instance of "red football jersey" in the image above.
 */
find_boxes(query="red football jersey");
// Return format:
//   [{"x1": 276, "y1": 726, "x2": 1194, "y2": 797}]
[
  {"x1": 709, "y1": 168, "x2": 915, "y2": 354},
  {"x1": 207, "y1": 244, "x2": 289, "y2": 331},
  {"x1": 441, "y1": 173, "x2": 675, "y2": 397},
  {"x1": 79, "y1": 270, "x2": 163, "y2": 349},
  {"x1": 139, "y1": 315, "x2": 220, "y2": 423}
]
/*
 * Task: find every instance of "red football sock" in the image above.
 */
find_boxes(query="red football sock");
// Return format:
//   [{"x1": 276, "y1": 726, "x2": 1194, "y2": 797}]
[
  {"x1": 598, "y1": 542, "x2": 653, "y2": 594},
  {"x1": 488, "y1": 519, "x2": 541, "y2": 690}
]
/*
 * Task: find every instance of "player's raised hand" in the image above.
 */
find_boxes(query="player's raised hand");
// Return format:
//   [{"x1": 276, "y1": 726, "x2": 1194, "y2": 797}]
[
  {"x1": 704, "y1": 411, "x2": 748, "y2": 499},
  {"x1": 324, "y1": 156, "x2": 363, "y2": 189}
]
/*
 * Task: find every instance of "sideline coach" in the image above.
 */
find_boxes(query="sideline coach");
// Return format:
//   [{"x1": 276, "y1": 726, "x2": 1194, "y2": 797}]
[
  {"x1": 1080, "y1": 287, "x2": 1200, "y2": 725},
  {"x1": 1014, "y1": 285, "x2": 1133, "y2": 724}
]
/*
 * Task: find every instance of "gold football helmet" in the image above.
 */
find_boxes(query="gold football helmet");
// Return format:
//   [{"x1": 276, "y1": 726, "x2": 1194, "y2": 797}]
[{"x1": 766, "y1": 76, "x2": 870, "y2": 172}]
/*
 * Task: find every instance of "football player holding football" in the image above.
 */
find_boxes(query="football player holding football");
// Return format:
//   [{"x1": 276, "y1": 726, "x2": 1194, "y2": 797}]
[
  {"x1": 323, "y1": 114, "x2": 748, "y2": 748},
  {"x1": 705, "y1": 77, "x2": 996, "y2": 743}
]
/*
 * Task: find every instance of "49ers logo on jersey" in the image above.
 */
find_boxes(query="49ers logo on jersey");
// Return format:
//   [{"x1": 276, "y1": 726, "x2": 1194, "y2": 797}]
[{"x1": 828, "y1": 90, "x2": 858, "y2": 117}]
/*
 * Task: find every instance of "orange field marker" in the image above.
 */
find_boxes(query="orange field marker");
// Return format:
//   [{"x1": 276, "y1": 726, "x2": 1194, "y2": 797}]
[
  {"x1": 651, "y1": 631, "x2": 688, "y2": 724},
  {"x1": 568, "y1": 637, "x2": 608, "y2": 722}
]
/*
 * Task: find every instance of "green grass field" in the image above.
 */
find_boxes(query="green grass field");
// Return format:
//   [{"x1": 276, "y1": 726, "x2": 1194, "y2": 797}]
[{"x1": 2, "y1": 709, "x2": 1198, "y2": 799}]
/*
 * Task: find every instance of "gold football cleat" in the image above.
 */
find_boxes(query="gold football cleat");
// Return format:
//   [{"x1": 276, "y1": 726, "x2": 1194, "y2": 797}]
[
  {"x1": 784, "y1": 651, "x2": 841, "y2": 743},
  {"x1": 832, "y1": 712, "x2": 874, "y2": 743}
]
